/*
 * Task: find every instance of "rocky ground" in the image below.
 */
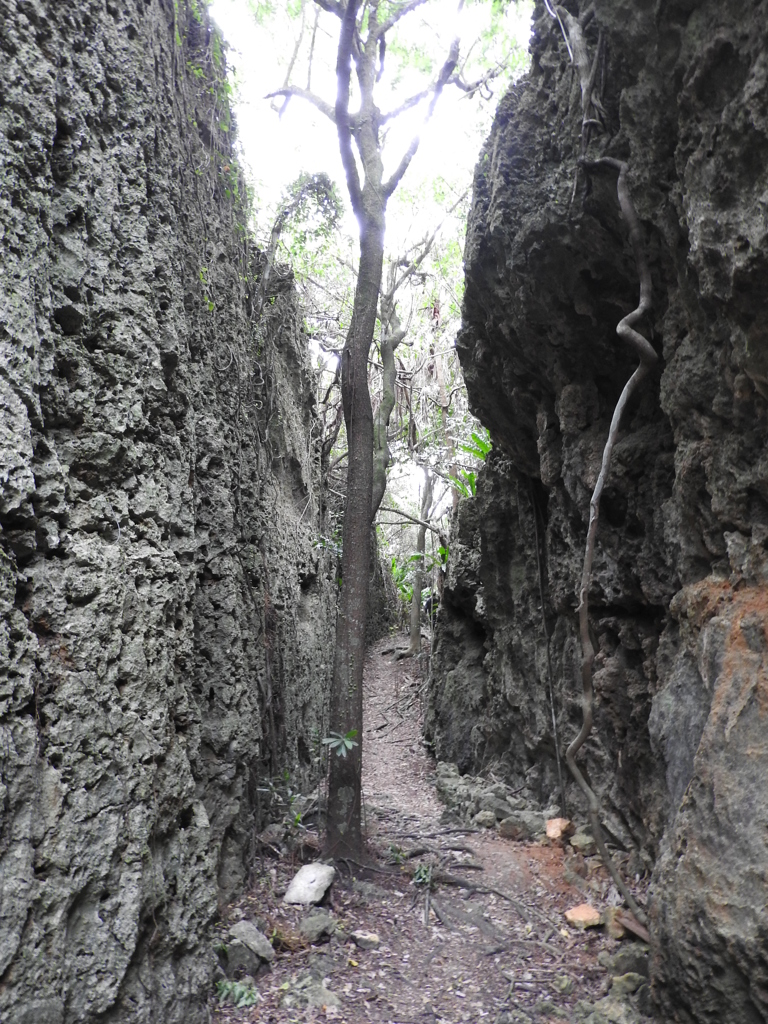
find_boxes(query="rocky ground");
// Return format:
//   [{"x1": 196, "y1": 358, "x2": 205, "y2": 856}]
[{"x1": 211, "y1": 637, "x2": 655, "y2": 1024}]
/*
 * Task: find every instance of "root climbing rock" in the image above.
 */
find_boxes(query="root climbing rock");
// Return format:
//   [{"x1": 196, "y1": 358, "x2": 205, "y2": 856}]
[{"x1": 568, "y1": 158, "x2": 657, "y2": 927}]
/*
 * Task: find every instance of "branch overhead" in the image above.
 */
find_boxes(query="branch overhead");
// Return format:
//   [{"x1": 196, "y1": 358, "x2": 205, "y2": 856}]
[
  {"x1": 265, "y1": 85, "x2": 337, "y2": 123},
  {"x1": 383, "y1": 37, "x2": 460, "y2": 197},
  {"x1": 374, "y1": 0, "x2": 430, "y2": 38},
  {"x1": 313, "y1": 0, "x2": 344, "y2": 16},
  {"x1": 335, "y1": 0, "x2": 364, "y2": 216}
]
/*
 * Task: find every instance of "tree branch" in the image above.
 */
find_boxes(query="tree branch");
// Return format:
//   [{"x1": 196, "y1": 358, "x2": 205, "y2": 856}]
[
  {"x1": 272, "y1": 0, "x2": 308, "y2": 118},
  {"x1": 449, "y1": 62, "x2": 505, "y2": 100},
  {"x1": 567, "y1": 157, "x2": 656, "y2": 927},
  {"x1": 377, "y1": 506, "x2": 441, "y2": 534},
  {"x1": 313, "y1": 0, "x2": 343, "y2": 17},
  {"x1": 392, "y1": 188, "x2": 469, "y2": 294},
  {"x1": 383, "y1": 36, "x2": 460, "y2": 197},
  {"x1": 265, "y1": 85, "x2": 337, "y2": 123},
  {"x1": 335, "y1": 0, "x2": 364, "y2": 216},
  {"x1": 374, "y1": 0, "x2": 430, "y2": 38},
  {"x1": 380, "y1": 86, "x2": 433, "y2": 123}
]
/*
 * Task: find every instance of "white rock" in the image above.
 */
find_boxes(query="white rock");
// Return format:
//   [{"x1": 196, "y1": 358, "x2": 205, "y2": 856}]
[{"x1": 282, "y1": 862, "x2": 336, "y2": 905}]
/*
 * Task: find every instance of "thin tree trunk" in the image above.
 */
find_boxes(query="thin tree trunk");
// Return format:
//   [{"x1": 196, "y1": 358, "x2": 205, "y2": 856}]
[
  {"x1": 400, "y1": 470, "x2": 432, "y2": 659},
  {"x1": 325, "y1": 221, "x2": 383, "y2": 858},
  {"x1": 319, "y1": 0, "x2": 465, "y2": 859},
  {"x1": 372, "y1": 262, "x2": 407, "y2": 516},
  {"x1": 434, "y1": 346, "x2": 459, "y2": 511}
]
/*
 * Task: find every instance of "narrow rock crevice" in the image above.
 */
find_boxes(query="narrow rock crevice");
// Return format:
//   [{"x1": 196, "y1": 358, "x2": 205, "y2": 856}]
[{"x1": 428, "y1": 2, "x2": 768, "y2": 1021}]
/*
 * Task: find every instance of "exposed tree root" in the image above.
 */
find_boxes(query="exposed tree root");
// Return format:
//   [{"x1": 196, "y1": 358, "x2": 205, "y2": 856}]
[
  {"x1": 529, "y1": 481, "x2": 567, "y2": 817},
  {"x1": 567, "y1": 157, "x2": 656, "y2": 927},
  {"x1": 546, "y1": 4, "x2": 608, "y2": 203}
]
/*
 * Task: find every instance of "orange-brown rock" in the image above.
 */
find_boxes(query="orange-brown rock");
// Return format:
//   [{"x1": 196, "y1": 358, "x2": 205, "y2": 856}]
[
  {"x1": 545, "y1": 817, "x2": 574, "y2": 843},
  {"x1": 564, "y1": 904, "x2": 602, "y2": 929}
]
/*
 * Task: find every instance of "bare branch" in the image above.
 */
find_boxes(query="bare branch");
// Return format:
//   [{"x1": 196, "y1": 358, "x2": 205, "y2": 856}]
[
  {"x1": 393, "y1": 187, "x2": 469, "y2": 293},
  {"x1": 307, "y1": 4, "x2": 320, "y2": 90},
  {"x1": 313, "y1": 0, "x2": 343, "y2": 16},
  {"x1": 272, "y1": 0, "x2": 308, "y2": 117},
  {"x1": 265, "y1": 85, "x2": 337, "y2": 123},
  {"x1": 374, "y1": 0, "x2": 430, "y2": 38},
  {"x1": 335, "y1": 0, "x2": 364, "y2": 215},
  {"x1": 376, "y1": 506, "x2": 441, "y2": 534},
  {"x1": 383, "y1": 37, "x2": 460, "y2": 197},
  {"x1": 380, "y1": 86, "x2": 433, "y2": 123},
  {"x1": 449, "y1": 61, "x2": 505, "y2": 100}
]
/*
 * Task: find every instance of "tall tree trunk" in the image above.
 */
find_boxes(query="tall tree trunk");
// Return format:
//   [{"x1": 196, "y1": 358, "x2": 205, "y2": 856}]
[{"x1": 325, "y1": 220, "x2": 383, "y2": 857}]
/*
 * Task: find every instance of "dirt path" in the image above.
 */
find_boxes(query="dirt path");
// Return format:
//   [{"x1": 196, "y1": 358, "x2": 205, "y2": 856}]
[{"x1": 212, "y1": 637, "x2": 646, "y2": 1024}]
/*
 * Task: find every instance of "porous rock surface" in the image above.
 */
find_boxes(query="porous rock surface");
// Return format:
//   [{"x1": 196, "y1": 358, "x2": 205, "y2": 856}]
[
  {"x1": 0, "y1": 2, "x2": 336, "y2": 1021},
  {"x1": 426, "y1": 1, "x2": 768, "y2": 1021}
]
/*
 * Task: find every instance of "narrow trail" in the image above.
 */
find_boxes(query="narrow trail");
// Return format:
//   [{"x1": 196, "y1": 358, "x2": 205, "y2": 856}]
[{"x1": 213, "y1": 637, "x2": 644, "y2": 1024}]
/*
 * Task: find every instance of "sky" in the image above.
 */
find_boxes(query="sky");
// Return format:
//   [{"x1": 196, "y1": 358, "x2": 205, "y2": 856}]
[{"x1": 207, "y1": 0, "x2": 533, "y2": 249}]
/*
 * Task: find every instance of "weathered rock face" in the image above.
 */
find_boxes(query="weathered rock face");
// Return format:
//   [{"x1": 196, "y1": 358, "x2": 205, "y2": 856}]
[
  {"x1": 427, "y1": 1, "x2": 768, "y2": 1021},
  {"x1": 0, "y1": 2, "x2": 336, "y2": 1022}
]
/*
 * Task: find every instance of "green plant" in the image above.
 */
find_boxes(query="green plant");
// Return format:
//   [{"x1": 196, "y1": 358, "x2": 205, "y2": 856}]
[
  {"x1": 449, "y1": 468, "x2": 477, "y2": 498},
  {"x1": 216, "y1": 979, "x2": 260, "y2": 1007},
  {"x1": 388, "y1": 844, "x2": 405, "y2": 865},
  {"x1": 412, "y1": 863, "x2": 433, "y2": 888},
  {"x1": 459, "y1": 429, "x2": 492, "y2": 461},
  {"x1": 322, "y1": 729, "x2": 358, "y2": 758},
  {"x1": 391, "y1": 555, "x2": 414, "y2": 603},
  {"x1": 313, "y1": 533, "x2": 342, "y2": 556},
  {"x1": 198, "y1": 266, "x2": 215, "y2": 312}
]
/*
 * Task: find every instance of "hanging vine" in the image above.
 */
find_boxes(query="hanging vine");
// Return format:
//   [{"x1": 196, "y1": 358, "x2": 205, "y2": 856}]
[{"x1": 543, "y1": 4, "x2": 656, "y2": 927}]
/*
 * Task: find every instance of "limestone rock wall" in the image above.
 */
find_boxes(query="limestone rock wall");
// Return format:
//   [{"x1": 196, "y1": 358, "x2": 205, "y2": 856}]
[
  {"x1": 426, "y1": 1, "x2": 768, "y2": 1021},
  {"x1": 0, "y1": 2, "x2": 336, "y2": 1021}
]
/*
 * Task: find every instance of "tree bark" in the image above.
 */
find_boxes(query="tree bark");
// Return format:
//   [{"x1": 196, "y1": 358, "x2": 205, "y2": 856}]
[{"x1": 325, "y1": 220, "x2": 383, "y2": 857}]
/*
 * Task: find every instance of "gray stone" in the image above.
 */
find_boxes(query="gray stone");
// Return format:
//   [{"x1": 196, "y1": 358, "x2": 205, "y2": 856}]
[
  {"x1": 424, "y1": 2, "x2": 768, "y2": 1020},
  {"x1": 552, "y1": 975, "x2": 575, "y2": 995},
  {"x1": 598, "y1": 949, "x2": 650, "y2": 980},
  {"x1": 350, "y1": 929, "x2": 380, "y2": 950},
  {"x1": 497, "y1": 1013, "x2": 533, "y2": 1024},
  {"x1": 610, "y1": 973, "x2": 645, "y2": 997},
  {"x1": 474, "y1": 809, "x2": 498, "y2": 828},
  {"x1": 570, "y1": 832, "x2": 597, "y2": 857},
  {"x1": 533, "y1": 1001, "x2": 570, "y2": 1020},
  {"x1": 279, "y1": 975, "x2": 341, "y2": 1009},
  {"x1": 479, "y1": 793, "x2": 517, "y2": 820},
  {"x1": 499, "y1": 811, "x2": 545, "y2": 840},
  {"x1": 9, "y1": 1000, "x2": 65, "y2": 1024},
  {"x1": 229, "y1": 921, "x2": 275, "y2": 963},
  {"x1": 222, "y1": 940, "x2": 262, "y2": 979},
  {"x1": 299, "y1": 911, "x2": 336, "y2": 944},
  {"x1": 283, "y1": 863, "x2": 336, "y2": 905},
  {"x1": 635, "y1": 982, "x2": 653, "y2": 1017}
]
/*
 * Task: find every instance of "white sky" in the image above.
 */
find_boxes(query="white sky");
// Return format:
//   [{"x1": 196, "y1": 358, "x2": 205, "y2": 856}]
[{"x1": 208, "y1": 0, "x2": 532, "y2": 248}]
